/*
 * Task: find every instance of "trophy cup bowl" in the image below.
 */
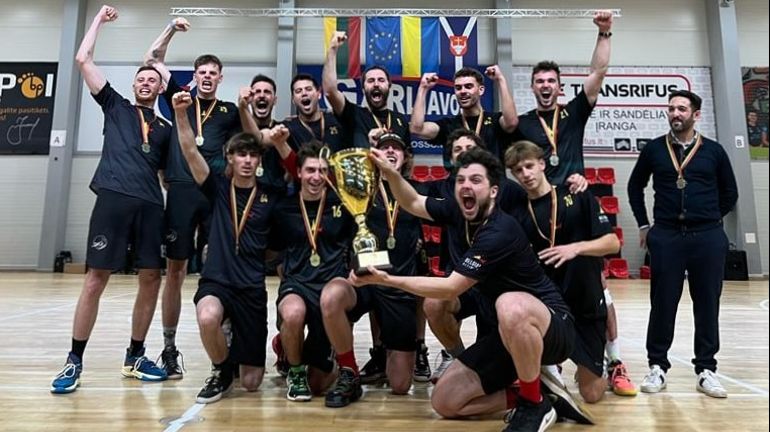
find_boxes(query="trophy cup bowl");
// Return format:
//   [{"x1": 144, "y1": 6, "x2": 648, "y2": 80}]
[{"x1": 320, "y1": 147, "x2": 392, "y2": 275}]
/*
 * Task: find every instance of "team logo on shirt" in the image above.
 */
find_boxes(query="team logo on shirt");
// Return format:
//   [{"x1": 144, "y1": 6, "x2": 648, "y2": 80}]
[
  {"x1": 563, "y1": 195, "x2": 574, "y2": 207},
  {"x1": 219, "y1": 106, "x2": 228, "y2": 113},
  {"x1": 462, "y1": 255, "x2": 486, "y2": 270},
  {"x1": 91, "y1": 234, "x2": 108, "y2": 251},
  {"x1": 330, "y1": 126, "x2": 339, "y2": 135},
  {"x1": 484, "y1": 117, "x2": 493, "y2": 125},
  {"x1": 598, "y1": 214, "x2": 610, "y2": 224},
  {"x1": 260, "y1": 194, "x2": 268, "y2": 203},
  {"x1": 165, "y1": 230, "x2": 178, "y2": 243}
]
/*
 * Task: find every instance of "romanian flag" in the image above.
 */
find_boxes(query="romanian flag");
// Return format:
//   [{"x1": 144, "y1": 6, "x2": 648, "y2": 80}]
[
  {"x1": 324, "y1": 17, "x2": 362, "y2": 79},
  {"x1": 366, "y1": 17, "x2": 440, "y2": 79}
]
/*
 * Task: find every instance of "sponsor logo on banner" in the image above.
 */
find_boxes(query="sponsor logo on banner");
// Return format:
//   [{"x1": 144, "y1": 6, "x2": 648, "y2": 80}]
[
  {"x1": 512, "y1": 66, "x2": 715, "y2": 156},
  {"x1": 0, "y1": 62, "x2": 57, "y2": 154}
]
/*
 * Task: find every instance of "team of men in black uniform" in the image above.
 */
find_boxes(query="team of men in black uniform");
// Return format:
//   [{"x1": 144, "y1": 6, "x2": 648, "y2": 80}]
[{"x1": 50, "y1": 5, "x2": 739, "y2": 432}]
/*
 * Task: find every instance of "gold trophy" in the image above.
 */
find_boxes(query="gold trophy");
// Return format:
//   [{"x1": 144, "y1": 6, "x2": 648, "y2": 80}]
[{"x1": 320, "y1": 147, "x2": 392, "y2": 275}]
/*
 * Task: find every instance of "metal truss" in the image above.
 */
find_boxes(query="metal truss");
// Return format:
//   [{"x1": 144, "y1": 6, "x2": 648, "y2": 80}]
[{"x1": 169, "y1": 8, "x2": 621, "y2": 18}]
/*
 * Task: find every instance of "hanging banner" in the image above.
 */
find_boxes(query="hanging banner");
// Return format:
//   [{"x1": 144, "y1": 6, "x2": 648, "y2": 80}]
[
  {"x1": 0, "y1": 62, "x2": 57, "y2": 154},
  {"x1": 511, "y1": 66, "x2": 716, "y2": 156}
]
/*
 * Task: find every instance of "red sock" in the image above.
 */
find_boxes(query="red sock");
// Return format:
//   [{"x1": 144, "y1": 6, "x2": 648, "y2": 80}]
[
  {"x1": 518, "y1": 375, "x2": 542, "y2": 404},
  {"x1": 336, "y1": 350, "x2": 359, "y2": 375},
  {"x1": 505, "y1": 386, "x2": 518, "y2": 410}
]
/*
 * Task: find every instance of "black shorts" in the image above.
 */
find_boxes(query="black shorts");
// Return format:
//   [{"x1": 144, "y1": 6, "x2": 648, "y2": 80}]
[
  {"x1": 194, "y1": 278, "x2": 268, "y2": 367},
  {"x1": 165, "y1": 182, "x2": 212, "y2": 260},
  {"x1": 347, "y1": 285, "x2": 418, "y2": 352},
  {"x1": 86, "y1": 189, "x2": 163, "y2": 270},
  {"x1": 455, "y1": 287, "x2": 497, "y2": 342},
  {"x1": 276, "y1": 280, "x2": 334, "y2": 373},
  {"x1": 569, "y1": 318, "x2": 607, "y2": 377},
  {"x1": 459, "y1": 307, "x2": 575, "y2": 395}
]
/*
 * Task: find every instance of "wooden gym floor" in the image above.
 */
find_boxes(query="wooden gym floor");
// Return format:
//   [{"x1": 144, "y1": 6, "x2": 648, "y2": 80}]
[{"x1": 0, "y1": 273, "x2": 766, "y2": 431}]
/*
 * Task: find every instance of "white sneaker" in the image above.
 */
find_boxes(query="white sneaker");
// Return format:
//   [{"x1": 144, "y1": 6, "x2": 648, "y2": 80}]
[
  {"x1": 430, "y1": 350, "x2": 454, "y2": 384},
  {"x1": 696, "y1": 370, "x2": 727, "y2": 398},
  {"x1": 640, "y1": 365, "x2": 667, "y2": 393},
  {"x1": 541, "y1": 364, "x2": 567, "y2": 389}
]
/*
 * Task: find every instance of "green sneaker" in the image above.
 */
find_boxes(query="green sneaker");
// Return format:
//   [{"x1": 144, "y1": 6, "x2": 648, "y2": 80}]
[{"x1": 286, "y1": 365, "x2": 312, "y2": 402}]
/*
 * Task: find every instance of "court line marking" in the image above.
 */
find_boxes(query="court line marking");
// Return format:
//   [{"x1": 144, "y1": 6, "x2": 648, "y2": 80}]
[
  {"x1": 163, "y1": 403, "x2": 206, "y2": 432},
  {"x1": 620, "y1": 336, "x2": 769, "y2": 397},
  {"x1": 0, "y1": 292, "x2": 135, "y2": 323},
  {"x1": 760, "y1": 299, "x2": 768, "y2": 311}
]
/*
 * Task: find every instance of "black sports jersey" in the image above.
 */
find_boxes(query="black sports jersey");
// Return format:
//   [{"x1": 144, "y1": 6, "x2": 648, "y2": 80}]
[
  {"x1": 337, "y1": 99, "x2": 410, "y2": 149},
  {"x1": 162, "y1": 78, "x2": 241, "y2": 183},
  {"x1": 426, "y1": 198, "x2": 568, "y2": 315},
  {"x1": 285, "y1": 112, "x2": 345, "y2": 152},
  {"x1": 431, "y1": 112, "x2": 515, "y2": 168},
  {"x1": 253, "y1": 119, "x2": 291, "y2": 195},
  {"x1": 513, "y1": 186, "x2": 611, "y2": 319},
  {"x1": 368, "y1": 181, "x2": 422, "y2": 278},
  {"x1": 512, "y1": 91, "x2": 594, "y2": 185},
  {"x1": 422, "y1": 175, "x2": 527, "y2": 273},
  {"x1": 273, "y1": 190, "x2": 356, "y2": 289},
  {"x1": 90, "y1": 82, "x2": 170, "y2": 206},
  {"x1": 200, "y1": 174, "x2": 278, "y2": 290}
]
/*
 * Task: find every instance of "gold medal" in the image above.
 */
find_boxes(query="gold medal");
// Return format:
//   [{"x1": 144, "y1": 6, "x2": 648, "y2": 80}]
[
  {"x1": 666, "y1": 134, "x2": 702, "y2": 192},
  {"x1": 300, "y1": 190, "x2": 327, "y2": 271},
  {"x1": 195, "y1": 136, "x2": 204, "y2": 147},
  {"x1": 387, "y1": 235, "x2": 396, "y2": 250},
  {"x1": 310, "y1": 252, "x2": 321, "y2": 267},
  {"x1": 676, "y1": 177, "x2": 687, "y2": 189},
  {"x1": 141, "y1": 143, "x2": 151, "y2": 153},
  {"x1": 256, "y1": 165, "x2": 264, "y2": 177},
  {"x1": 195, "y1": 96, "x2": 217, "y2": 148},
  {"x1": 549, "y1": 154, "x2": 559, "y2": 166}
]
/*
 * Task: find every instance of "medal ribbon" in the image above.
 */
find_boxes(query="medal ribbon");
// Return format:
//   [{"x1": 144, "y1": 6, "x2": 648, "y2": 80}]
[
  {"x1": 195, "y1": 96, "x2": 218, "y2": 142},
  {"x1": 537, "y1": 106, "x2": 561, "y2": 159},
  {"x1": 299, "y1": 189, "x2": 327, "y2": 258},
  {"x1": 378, "y1": 181, "x2": 400, "y2": 243},
  {"x1": 527, "y1": 186, "x2": 558, "y2": 248},
  {"x1": 230, "y1": 181, "x2": 258, "y2": 255},
  {"x1": 666, "y1": 133, "x2": 702, "y2": 184},
  {"x1": 461, "y1": 109, "x2": 484, "y2": 136},
  {"x1": 136, "y1": 107, "x2": 154, "y2": 146},
  {"x1": 299, "y1": 113, "x2": 325, "y2": 142}
]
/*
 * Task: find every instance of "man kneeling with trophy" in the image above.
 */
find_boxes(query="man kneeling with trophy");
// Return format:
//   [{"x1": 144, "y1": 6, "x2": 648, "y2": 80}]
[{"x1": 320, "y1": 132, "x2": 424, "y2": 407}]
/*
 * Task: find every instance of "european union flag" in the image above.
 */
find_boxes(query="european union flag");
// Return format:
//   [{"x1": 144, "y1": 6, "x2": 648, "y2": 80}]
[{"x1": 366, "y1": 17, "x2": 402, "y2": 77}]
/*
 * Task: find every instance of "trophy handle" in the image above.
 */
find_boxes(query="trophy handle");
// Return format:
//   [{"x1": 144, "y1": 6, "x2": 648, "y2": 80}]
[{"x1": 318, "y1": 146, "x2": 340, "y2": 196}]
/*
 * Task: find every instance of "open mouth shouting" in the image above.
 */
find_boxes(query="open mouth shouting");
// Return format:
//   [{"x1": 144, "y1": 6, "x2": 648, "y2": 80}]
[
  {"x1": 538, "y1": 89, "x2": 556, "y2": 108},
  {"x1": 368, "y1": 88, "x2": 386, "y2": 108},
  {"x1": 253, "y1": 98, "x2": 271, "y2": 117},
  {"x1": 459, "y1": 190, "x2": 478, "y2": 219}
]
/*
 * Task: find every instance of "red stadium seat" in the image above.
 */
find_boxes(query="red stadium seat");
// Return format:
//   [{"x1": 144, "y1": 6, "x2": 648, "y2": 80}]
[
  {"x1": 429, "y1": 256, "x2": 445, "y2": 277},
  {"x1": 608, "y1": 258, "x2": 630, "y2": 279},
  {"x1": 431, "y1": 226, "x2": 442, "y2": 244},
  {"x1": 597, "y1": 167, "x2": 616, "y2": 185},
  {"x1": 613, "y1": 226, "x2": 624, "y2": 246},
  {"x1": 412, "y1": 165, "x2": 430, "y2": 182},
  {"x1": 600, "y1": 196, "x2": 620, "y2": 215},
  {"x1": 584, "y1": 167, "x2": 598, "y2": 185},
  {"x1": 639, "y1": 265, "x2": 651, "y2": 279},
  {"x1": 430, "y1": 165, "x2": 449, "y2": 180},
  {"x1": 422, "y1": 224, "x2": 432, "y2": 243}
]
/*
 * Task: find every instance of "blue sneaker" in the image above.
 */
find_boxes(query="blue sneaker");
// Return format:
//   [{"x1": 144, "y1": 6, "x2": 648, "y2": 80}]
[
  {"x1": 51, "y1": 353, "x2": 82, "y2": 394},
  {"x1": 122, "y1": 348, "x2": 167, "y2": 381}
]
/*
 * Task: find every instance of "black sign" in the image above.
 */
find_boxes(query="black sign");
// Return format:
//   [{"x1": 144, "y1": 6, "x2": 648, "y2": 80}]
[{"x1": 0, "y1": 62, "x2": 57, "y2": 154}]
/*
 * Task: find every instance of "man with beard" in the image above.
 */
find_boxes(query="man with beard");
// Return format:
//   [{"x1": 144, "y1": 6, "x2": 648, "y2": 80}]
[
  {"x1": 319, "y1": 133, "x2": 423, "y2": 407},
  {"x1": 170, "y1": 91, "x2": 280, "y2": 403},
  {"x1": 144, "y1": 19, "x2": 243, "y2": 379},
  {"x1": 410, "y1": 66, "x2": 518, "y2": 168},
  {"x1": 51, "y1": 5, "x2": 170, "y2": 394},
  {"x1": 284, "y1": 73, "x2": 345, "y2": 152},
  {"x1": 628, "y1": 90, "x2": 738, "y2": 399},
  {"x1": 271, "y1": 142, "x2": 357, "y2": 402},
  {"x1": 506, "y1": 140, "x2": 627, "y2": 405},
  {"x1": 351, "y1": 147, "x2": 578, "y2": 432},
  {"x1": 511, "y1": 10, "x2": 613, "y2": 185},
  {"x1": 323, "y1": 31, "x2": 410, "y2": 149}
]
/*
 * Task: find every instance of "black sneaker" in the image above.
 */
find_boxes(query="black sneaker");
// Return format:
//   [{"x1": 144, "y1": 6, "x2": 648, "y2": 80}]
[
  {"x1": 540, "y1": 371, "x2": 594, "y2": 425},
  {"x1": 502, "y1": 396, "x2": 556, "y2": 432},
  {"x1": 413, "y1": 344, "x2": 431, "y2": 383},
  {"x1": 325, "y1": 367, "x2": 363, "y2": 408},
  {"x1": 158, "y1": 346, "x2": 184, "y2": 380},
  {"x1": 196, "y1": 366, "x2": 234, "y2": 404},
  {"x1": 359, "y1": 346, "x2": 387, "y2": 384}
]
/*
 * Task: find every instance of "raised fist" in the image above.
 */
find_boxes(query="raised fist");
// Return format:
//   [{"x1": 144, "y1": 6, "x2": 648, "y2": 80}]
[
  {"x1": 485, "y1": 65, "x2": 503, "y2": 81},
  {"x1": 238, "y1": 86, "x2": 254, "y2": 107},
  {"x1": 420, "y1": 73, "x2": 438, "y2": 90},
  {"x1": 593, "y1": 10, "x2": 613, "y2": 32},
  {"x1": 330, "y1": 31, "x2": 347, "y2": 50},
  {"x1": 171, "y1": 17, "x2": 190, "y2": 32},
  {"x1": 172, "y1": 91, "x2": 192, "y2": 110},
  {"x1": 99, "y1": 5, "x2": 118, "y2": 23}
]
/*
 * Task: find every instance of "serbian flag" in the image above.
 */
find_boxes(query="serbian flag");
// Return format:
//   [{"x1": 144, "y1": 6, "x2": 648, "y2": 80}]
[
  {"x1": 401, "y1": 16, "x2": 440, "y2": 79},
  {"x1": 324, "y1": 17, "x2": 362, "y2": 79},
  {"x1": 438, "y1": 17, "x2": 478, "y2": 79}
]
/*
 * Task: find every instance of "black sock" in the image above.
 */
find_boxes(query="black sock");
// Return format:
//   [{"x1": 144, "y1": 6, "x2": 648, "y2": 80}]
[
  {"x1": 129, "y1": 339, "x2": 144, "y2": 357},
  {"x1": 416, "y1": 338, "x2": 426, "y2": 349},
  {"x1": 71, "y1": 338, "x2": 88, "y2": 362}
]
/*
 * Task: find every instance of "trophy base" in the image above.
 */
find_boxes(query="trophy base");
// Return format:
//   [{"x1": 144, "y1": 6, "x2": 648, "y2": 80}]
[{"x1": 352, "y1": 250, "x2": 392, "y2": 276}]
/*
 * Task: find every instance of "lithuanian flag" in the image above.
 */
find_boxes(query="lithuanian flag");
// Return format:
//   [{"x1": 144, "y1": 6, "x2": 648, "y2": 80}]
[{"x1": 324, "y1": 17, "x2": 362, "y2": 79}]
